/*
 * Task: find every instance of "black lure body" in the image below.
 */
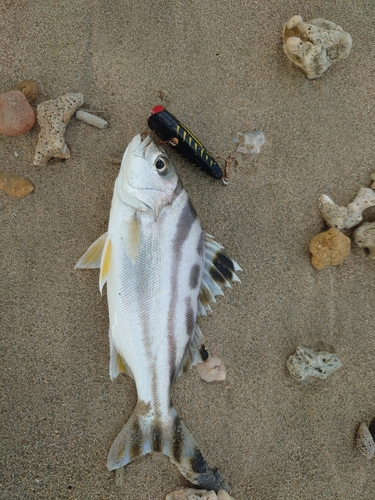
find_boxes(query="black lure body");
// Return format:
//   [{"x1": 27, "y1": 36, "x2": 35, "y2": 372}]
[{"x1": 148, "y1": 106, "x2": 223, "y2": 180}]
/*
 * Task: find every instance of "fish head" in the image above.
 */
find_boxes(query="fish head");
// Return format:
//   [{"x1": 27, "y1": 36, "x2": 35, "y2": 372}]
[{"x1": 116, "y1": 134, "x2": 180, "y2": 217}]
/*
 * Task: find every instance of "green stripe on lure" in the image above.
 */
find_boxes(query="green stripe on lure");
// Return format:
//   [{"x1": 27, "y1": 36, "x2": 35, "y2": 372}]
[
  {"x1": 148, "y1": 106, "x2": 224, "y2": 180},
  {"x1": 75, "y1": 135, "x2": 241, "y2": 492}
]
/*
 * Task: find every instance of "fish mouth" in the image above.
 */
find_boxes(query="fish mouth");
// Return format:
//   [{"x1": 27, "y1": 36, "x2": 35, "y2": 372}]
[{"x1": 134, "y1": 134, "x2": 154, "y2": 159}]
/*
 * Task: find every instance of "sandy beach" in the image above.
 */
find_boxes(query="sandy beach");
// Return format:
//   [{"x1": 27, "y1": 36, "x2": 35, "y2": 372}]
[{"x1": 1, "y1": 1, "x2": 375, "y2": 498}]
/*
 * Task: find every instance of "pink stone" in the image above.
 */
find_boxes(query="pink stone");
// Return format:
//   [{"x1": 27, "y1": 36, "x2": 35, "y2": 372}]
[{"x1": 0, "y1": 90, "x2": 36, "y2": 136}]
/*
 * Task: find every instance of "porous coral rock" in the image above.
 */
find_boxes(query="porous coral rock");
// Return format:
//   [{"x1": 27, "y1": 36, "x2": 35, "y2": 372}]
[
  {"x1": 18, "y1": 80, "x2": 39, "y2": 103},
  {"x1": 0, "y1": 90, "x2": 36, "y2": 136},
  {"x1": 318, "y1": 195, "x2": 348, "y2": 230},
  {"x1": 195, "y1": 357, "x2": 226, "y2": 382},
  {"x1": 345, "y1": 187, "x2": 375, "y2": 228},
  {"x1": 371, "y1": 172, "x2": 375, "y2": 189},
  {"x1": 353, "y1": 222, "x2": 375, "y2": 259},
  {"x1": 309, "y1": 228, "x2": 351, "y2": 270},
  {"x1": 356, "y1": 422, "x2": 375, "y2": 459},
  {"x1": 287, "y1": 346, "x2": 342, "y2": 381},
  {"x1": 282, "y1": 16, "x2": 352, "y2": 79},
  {"x1": 34, "y1": 93, "x2": 84, "y2": 166},
  {"x1": 0, "y1": 171, "x2": 34, "y2": 198}
]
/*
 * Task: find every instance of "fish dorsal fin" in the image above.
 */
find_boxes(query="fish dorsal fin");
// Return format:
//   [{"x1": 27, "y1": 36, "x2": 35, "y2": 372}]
[
  {"x1": 99, "y1": 236, "x2": 112, "y2": 293},
  {"x1": 75, "y1": 232, "x2": 108, "y2": 269},
  {"x1": 198, "y1": 232, "x2": 241, "y2": 317},
  {"x1": 173, "y1": 324, "x2": 205, "y2": 380}
]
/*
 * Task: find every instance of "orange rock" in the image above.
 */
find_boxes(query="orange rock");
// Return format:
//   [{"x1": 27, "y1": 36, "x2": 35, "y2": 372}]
[
  {"x1": 0, "y1": 171, "x2": 34, "y2": 198},
  {"x1": 0, "y1": 90, "x2": 36, "y2": 136},
  {"x1": 309, "y1": 228, "x2": 351, "y2": 270}
]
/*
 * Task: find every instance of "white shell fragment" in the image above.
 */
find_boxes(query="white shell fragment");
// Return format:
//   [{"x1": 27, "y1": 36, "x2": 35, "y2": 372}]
[
  {"x1": 166, "y1": 489, "x2": 235, "y2": 500},
  {"x1": 233, "y1": 131, "x2": 265, "y2": 154},
  {"x1": 195, "y1": 357, "x2": 226, "y2": 382},
  {"x1": 319, "y1": 188, "x2": 375, "y2": 230},
  {"x1": 353, "y1": 222, "x2": 375, "y2": 259},
  {"x1": 282, "y1": 16, "x2": 352, "y2": 79},
  {"x1": 75, "y1": 109, "x2": 108, "y2": 129},
  {"x1": 356, "y1": 422, "x2": 375, "y2": 459},
  {"x1": 34, "y1": 93, "x2": 84, "y2": 166},
  {"x1": 287, "y1": 346, "x2": 342, "y2": 381}
]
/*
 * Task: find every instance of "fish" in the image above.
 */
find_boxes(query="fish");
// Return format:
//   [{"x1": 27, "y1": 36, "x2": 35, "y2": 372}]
[{"x1": 75, "y1": 134, "x2": 241, "y2": 491}]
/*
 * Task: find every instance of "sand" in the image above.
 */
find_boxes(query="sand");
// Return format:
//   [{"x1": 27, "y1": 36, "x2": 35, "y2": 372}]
[{"x1": 1, "y1": 1, "x2": 375, "y2": 499}]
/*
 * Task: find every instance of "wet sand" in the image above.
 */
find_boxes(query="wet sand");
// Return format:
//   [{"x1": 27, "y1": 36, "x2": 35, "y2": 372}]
[{"x1": 1, "y1": 1, "x2": 375, "y2": 499}]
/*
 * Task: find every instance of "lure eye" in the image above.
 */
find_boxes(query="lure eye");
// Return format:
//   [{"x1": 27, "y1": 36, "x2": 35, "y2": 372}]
[{"x1": 154, "y1": 155, "x2": 170, "y2": 175}]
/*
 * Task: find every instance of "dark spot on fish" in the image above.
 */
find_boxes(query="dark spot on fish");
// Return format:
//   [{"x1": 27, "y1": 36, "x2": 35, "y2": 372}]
[
  {"x1": 172, "y1": 416, "x2": 184, "y2": 464},
  {"x1": 130, "y1": 418, "x2": 142, "y2": 460},
  {"x1": 190, "y1": 263, "x2": 200, "y2": 289},
  {"x1": 210, "y1": 267, "x2": 227, "y2": 285},
  {"x1": 185, "y1": 299, "x2": 195, "y2": 337},
  {"x1": 215, "y1": 251, "x2": 235, "y2": 272},
  {"x1": 191, "y1": 447, "x2": 208, "y2": 474},
  {"x1": 197, "y1": 236, "x2": 204, "y2": 257},
  {"x1": 173, "y1": 200, "x2": 197, "y2": 250},
  {"x1": 152, "y1": 424, "x2": 162, "y2": 453},
  {"x1": 213, "y1": 258, "x2": 233, "y2": 281},
  {"x1": 199, "y1": 344, "x2": 209, "y2": 361}
]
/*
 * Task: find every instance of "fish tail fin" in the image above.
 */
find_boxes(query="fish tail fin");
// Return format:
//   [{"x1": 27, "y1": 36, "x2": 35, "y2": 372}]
[{"x1": 107, "y1": 402, "x2": 228, "y2": 492}]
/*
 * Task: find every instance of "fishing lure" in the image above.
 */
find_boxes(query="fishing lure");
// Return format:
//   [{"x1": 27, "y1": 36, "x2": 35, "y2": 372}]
[{"x1": 148, "y1": 105, "x2": 224, "y2": 180}]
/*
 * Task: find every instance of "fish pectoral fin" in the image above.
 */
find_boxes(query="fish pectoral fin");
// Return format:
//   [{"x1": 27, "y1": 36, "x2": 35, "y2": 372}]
[
  {"x1": 107, "y1": 403, "x2": 228, "y2": 492},
  {"x1": 198, "y1": 232, "x2": 242, "y2": 317},
  {"x1": 99, "y1": 237, "x2": 112, "y2": 293},
  {"x1": 75, "y1": 232, "x2": 108, "y2": 269}
]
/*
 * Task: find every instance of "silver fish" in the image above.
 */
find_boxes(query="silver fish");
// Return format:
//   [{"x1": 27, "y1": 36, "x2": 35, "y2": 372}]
[{"x1": 76, "y1": 134, "x2": 241, "y2": 491}]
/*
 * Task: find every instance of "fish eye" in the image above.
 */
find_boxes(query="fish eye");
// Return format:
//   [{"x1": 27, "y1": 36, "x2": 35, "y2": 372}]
[{"x1": 154, "y1": 155, "x2": 170, "y2": 175}]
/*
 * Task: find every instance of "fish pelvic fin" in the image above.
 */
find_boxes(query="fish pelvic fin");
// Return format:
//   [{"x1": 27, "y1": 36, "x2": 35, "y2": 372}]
[
  {"x1": 107, "y1": 402, "x2": 228, "y2": 492},
  {"x1": 75, "y1": 232, "x2": 108, "y2": 269}
]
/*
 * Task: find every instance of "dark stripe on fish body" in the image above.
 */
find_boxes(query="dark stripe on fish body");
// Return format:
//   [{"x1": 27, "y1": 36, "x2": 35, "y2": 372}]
[
  {"x1": 190, "y1": 263, "x2": 200, "y2": 289},
  {"x1": 152, "y1": 423, "x2": 162, "y2": 453},
  {"x1": 185, "y1": 298, "x2": 195, "y2": 337},
  {"x1": 197, "y1": 236, "x2": 204, "y2": 257},
  {"x1": 172, "y1": 415, "x2": 184, "y2": 464},
  {"x1": 168, "y1": 198, "x2": 198, "y2": 380},
  {"x1": 130, "y1": 418, "x2": 142, "y2": 460}
]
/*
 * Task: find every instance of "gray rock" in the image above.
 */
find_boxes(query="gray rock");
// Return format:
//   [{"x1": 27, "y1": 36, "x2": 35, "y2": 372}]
[{"x1": 287, "y1": 346, "x2": 342, "y2": 380}]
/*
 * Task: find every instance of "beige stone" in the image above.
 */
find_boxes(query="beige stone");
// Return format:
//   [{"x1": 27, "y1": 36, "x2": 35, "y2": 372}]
[
  {"x1": 196, "y1": 357, "x2": 226, "y2": 382},
  {"x1": 34, "y1": 93, "x2": 84, "y2": 166},
  {"x1": 0, "y1": 90, "x2": 36, "y2": 136},
  {"x1": 0, "y1": 171, "x2": 34, "y2": 198},
  {"x1": 309, "y1": 228, "x2": 351, "y2": 270}
]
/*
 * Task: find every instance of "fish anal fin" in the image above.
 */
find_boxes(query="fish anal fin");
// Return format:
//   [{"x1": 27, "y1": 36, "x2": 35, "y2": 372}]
[
  {"x1": 107, "y1": 403, "x2": 228, "y2": 492},
  {"x1": 75, "y1": 232, "x2": 108, "y2": 269},
  {"x1": 109, "y1": 332, "x2": 133, "y2": 380},
  {"x1": 99, "y1": 237, "x2": 112, "y2": 293}
]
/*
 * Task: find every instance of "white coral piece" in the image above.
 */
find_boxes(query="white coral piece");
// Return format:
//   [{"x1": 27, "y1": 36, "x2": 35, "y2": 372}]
[
  {"x1": 283, "y1": 16, "x2": 352, "y2": 79},
  {"x1": 287, "y1": 346, "x2": 342, "y2": 381},
  {"x1": 353, "y1": 222, "x2": 375, "y2": 259},
  {"x1": 34, "y1": 93, "x2": 84, "y2": 166}
]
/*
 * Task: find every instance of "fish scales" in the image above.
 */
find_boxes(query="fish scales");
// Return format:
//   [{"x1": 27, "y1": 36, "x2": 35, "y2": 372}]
[{"x1": 76, "y1": 134, "x2": 241, "y2": 492}]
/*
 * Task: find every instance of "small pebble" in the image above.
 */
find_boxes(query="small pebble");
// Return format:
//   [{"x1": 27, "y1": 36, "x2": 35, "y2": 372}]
[
  {"x1": 233, "y1": 131, "x2": 265, "y2": 154},
  {"x1": 14, "y1": 152, "x2": 19, "y2": 158},
  {"x1": 309, "y1": 228, "x2": 351, "y2": 270},
  {"x1": 195, "y1": 357, "x2": 226, "y2": 382},
  {"x1": 356, "y1": 422, "x2": 375, "y2": 459},
  {"x1": 18, "y1": 79, "x2": 39, "y2": 103},
  {"x1": 0, "y1": 171, "x2": 34, "y2": 198},
  {"x1": 0, "y1": 90, "x2": 36, "y2": 136}
]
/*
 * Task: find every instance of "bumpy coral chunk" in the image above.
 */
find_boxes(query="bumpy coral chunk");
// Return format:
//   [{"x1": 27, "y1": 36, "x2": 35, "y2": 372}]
[
  {"x1": 283, "y1": 16, "x2": 352, "y2": 79},
  {"x1": 287, "y1": 346, "x2": 342, "y2": 381},
  {"x1": 0, "y1": 171, "x2": 34, "y2": 198},
  {"x1": 166, "y1": 489, "x2": 235, "y2": 500},
  {"x1": 353, "y1": 222, "x2": 375, "y2": 259},
  {"x1": 0, "y1": 90, "x2": 36, "y2": 136},
  {"x1": 34, "y1": 93, "x2": 84, "y2": 166},
  {"x1": 309, "y1": 228, "x2": 351, "y2": 270}
]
